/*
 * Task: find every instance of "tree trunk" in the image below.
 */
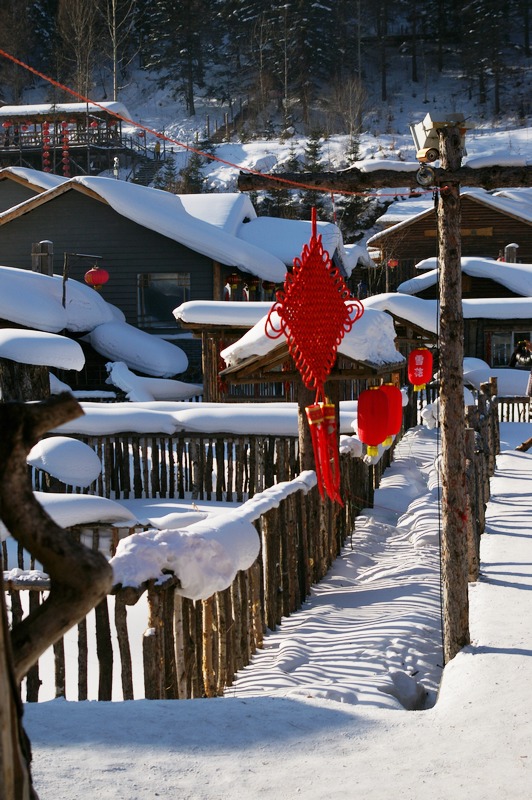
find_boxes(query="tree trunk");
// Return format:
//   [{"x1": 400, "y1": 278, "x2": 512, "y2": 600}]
[
  {"x1": 437, "y1": 127, "x2": 470, "y2": 663},
  {"x1": 0, "y1": 394, "x2": 114, "y2": 797},
  {"x1": 0, "y1": 360, "x2": 50, "y2": 402}
]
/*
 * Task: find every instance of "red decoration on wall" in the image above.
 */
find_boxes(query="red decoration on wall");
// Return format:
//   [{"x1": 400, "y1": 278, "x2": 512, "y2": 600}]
[
  {"x1": 408, "y1": 347, "x2": 433, "y2": 391},
  {"x1": 265, "y1": 208, "x2": 364, "y2": 503},
  {"x1": 357, "y1": 387, "x2": 389, "y2": 456}
]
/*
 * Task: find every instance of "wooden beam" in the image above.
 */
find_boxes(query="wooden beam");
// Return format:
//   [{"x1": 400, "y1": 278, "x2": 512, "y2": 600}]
[{"x1": 237, "y1": 164, "x2": 532, "y2": 193}]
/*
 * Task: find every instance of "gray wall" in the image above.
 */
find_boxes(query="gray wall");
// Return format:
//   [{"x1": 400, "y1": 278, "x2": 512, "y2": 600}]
[
  {"x1": 0, "y1": 181, "x2": 37, "y2": 213},
  {"x1": 0, "y1": 189, "x2": 215, "y2": 330}
]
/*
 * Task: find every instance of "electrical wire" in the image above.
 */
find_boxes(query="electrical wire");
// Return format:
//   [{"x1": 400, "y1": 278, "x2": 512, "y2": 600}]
[{"x1": 0, "y1": 47, "x2": 434, "y2": 200}]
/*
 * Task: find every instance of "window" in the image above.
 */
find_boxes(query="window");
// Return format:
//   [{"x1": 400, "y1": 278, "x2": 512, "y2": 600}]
[
  {"x1": 138, "y1": 273, "x2": 190, "y2": 329},
  {"x1": 490, "y1": 330, "x2": 531, "y2": 367}
]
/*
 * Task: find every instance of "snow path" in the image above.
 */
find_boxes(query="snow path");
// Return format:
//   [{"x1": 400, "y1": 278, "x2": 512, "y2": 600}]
[{"x1": 23, "y1": 428, "x2": 532, "y2": 799}]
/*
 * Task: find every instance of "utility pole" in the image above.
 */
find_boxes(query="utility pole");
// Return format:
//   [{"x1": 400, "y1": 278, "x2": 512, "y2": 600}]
[{"x1": 437, "y1": 126, "x2": 470, "y2": 662}]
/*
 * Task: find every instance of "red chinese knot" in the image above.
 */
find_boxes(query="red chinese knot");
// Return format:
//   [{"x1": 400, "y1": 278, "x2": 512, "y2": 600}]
[
  {"x1": 265, "y1": 209, "x2": 364, "y2": 504},
  {"x1": 265, "y1": 208, "x2": 364, "y2": 401}
]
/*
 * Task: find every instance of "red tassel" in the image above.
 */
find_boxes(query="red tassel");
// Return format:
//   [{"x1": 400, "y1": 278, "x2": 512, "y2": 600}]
[{"x1": 305, "y1": 403, "x2": 325, "y2": 498}]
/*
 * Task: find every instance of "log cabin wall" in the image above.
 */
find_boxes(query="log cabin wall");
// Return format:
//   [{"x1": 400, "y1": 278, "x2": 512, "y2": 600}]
[{"x1": 371, "y1": 196, "x2": 532, "y2": 290}]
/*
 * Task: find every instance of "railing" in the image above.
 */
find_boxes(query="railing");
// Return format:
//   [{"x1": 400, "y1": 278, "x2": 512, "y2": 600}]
[
  {"x1": 497, "y1": 396, "x2": 531, "y2": 422},
  {"x1": 6, "y1": 385, "x2": 500, "y2": 702}
]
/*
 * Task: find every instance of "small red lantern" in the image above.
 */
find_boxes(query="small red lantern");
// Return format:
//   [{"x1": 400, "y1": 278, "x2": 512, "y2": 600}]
[
  {"x1": 61, "y1": 121, "x2": 68, "y2": 128},
  {"x1": 227, "y1": 271, "x2": 242, "y2": 290},
  {"x1": 357, "y1": 386, "x2": 389, "y2": 456},
  {"x1": 379, "y1": 383, "x2": 403, "y2": 446},
  {"x1": 137, "y1": 129, "x2": 145, "y2": 137},
  {"x1": 408, "y1": 347, "x2": 433, "y2": 391},
  {"x1": 21, "y1": 124, "x2": 28, "y2": 132},
  {"x1": 246, "y1": 277, "x2": 261, "y2": 297},
  {"x1": 90, "y1": 120, "x2": 98, "y2": 128},
  {"x1": 84, "y1": 265, "x2": 109, "y2": 291},
  {"x1": 2, "y1": 121, "x2": 12, "y2": 129},
  {"x1": 387, "y1": 258, "x2": 399, "y2": 269}
]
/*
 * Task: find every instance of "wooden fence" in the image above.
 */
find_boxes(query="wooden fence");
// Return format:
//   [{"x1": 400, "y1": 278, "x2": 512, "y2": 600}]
[
  {"x1": 5, "y1": 385, "x2": 504, "y2": 702},
  {"x1": 31, "y1": 432, "x2": 302, "y2": 501}
]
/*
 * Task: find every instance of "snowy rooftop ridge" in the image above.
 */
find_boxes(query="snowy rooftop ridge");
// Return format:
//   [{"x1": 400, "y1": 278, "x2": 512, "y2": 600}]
[
  {"x1": 0, "y1": 175, "x2": 361, "y2": 281},
  {"x1": 398, "y1": 257, "x2": 532, "y2": 297}
]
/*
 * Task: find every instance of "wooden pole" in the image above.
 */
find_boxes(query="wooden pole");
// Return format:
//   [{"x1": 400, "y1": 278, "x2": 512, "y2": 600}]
[{"x1": 437, "y1": 126, "x2": 470, "y2": 662}]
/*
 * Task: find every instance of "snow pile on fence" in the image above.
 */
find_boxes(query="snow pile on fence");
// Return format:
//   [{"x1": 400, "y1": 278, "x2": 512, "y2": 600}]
[{"x1": 110, "y1": 471, "x2": 316, "y2": 600}]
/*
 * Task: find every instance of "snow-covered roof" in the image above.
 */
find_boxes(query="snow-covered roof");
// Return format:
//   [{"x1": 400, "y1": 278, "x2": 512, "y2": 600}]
[
  {"x1": 398, "y1": 257, "x2": 532, "y2": 297},
  {"x1": 221, "y1": 306, "x2": 404, "y2": 369},
  {"x1": 178, "y1": 192, "x2": 257, "y2": 234},
  {"x1": 364, "y1": 292, "x2": 532, "y2": 334},
  {"x1": 0, "y1": 166, "x2": 67, "y2": 192},
  {"x1": 0, "y1": 174, "x2": 365, "y2": 280},
  {"x1": 368, "y1": 188, "x2": 532, "y2": 245},
  {"x1": 0, "y1": 101, "x2": 132, "y2": 120},
  {"x1": 174, "y1": 300, "x2": 272, "y2": 327}
]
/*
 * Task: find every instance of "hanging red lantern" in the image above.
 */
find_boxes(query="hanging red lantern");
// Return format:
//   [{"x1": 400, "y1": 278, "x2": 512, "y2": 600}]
[
  {"x1": 89, "y1": 120, "x2": 98, "y2": 128},
  {"x1": 61, "y1": 121, "x2": 68, "y2": 128},
  {"x1": 379, "y1": 383, "x2": 403, "y2": 446},
  {"x1": 227, "y1": 272, "x2": 242, "y2": 290},
  {"x1": 84, "y1": 265, "x2": 109, "y2": 290},
  {"x1": 21, "y1": 124, "x2": 28, "y2": 132},
  {"x1": 357, "y1": 386, "x2": 390, "y2": 456},
  {"x1": 246, "y1": 277, "x2": 261, "y2": 296},
  {"x1": 387, "y1": 258, "x2": 399, "y2": 269},
  {"x1": 2, "y1": 121, "x2": 12, "y2": 129},
  {"x1": 408, "y1": 347, "x2": 433, "y2": 391}
]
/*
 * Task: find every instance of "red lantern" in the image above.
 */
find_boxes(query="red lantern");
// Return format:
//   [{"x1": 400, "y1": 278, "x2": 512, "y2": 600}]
[
  {"x1": 84, "y1": 265, "x2": 109, "y2": 290},
  {"x1": 387, "y1": 258, "x2": 399, "y2": 269},
  {"x1": 61, "y1": 121, "x2": 68, "y2": 128},
  {"x1": 90, "y1": 120, "x2": 98, "y2": 128},
  {"x1": 379, "y1": 383, "x2": 403, "y2": 446},
  {"x1": 21, "y1": 124, "x2": 28, "y2": 132},
  {"x1": 408, "y1": 347, "x2": 433, "y2": 391},
  {"x1": 227, "y1": 272, "x2": 242, "y2": 290},
  {"x1": 2, "y1": 121, "x2": 12, "y2": 129},
  {"x1": 357, "y1": 386, "x2": 389, "y2": 456}
]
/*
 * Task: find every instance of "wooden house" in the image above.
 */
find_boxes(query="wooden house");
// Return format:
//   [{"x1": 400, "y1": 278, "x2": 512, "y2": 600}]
[
  {"x1": 0, "y1": 178, "x2": 364, "y2": 378},
  {"x1": 366, "y1": 190, "x2": 532, "y2": 292}
]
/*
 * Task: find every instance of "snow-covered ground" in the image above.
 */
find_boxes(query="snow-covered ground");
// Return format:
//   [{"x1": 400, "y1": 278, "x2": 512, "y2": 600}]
[{"x1": 23, "y1": 421, "x2": 532, "y2": 799}]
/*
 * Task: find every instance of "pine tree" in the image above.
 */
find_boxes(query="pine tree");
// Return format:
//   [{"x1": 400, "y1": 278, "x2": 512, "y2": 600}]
[
  {"x1": 300, "y1": 131, "x2": 327, "y2": 219},
  {"x1": 260, "y1": 139, "x2": 301, "y2": 218},
  {"x1": 153, "y1": 156, "x2": 179, "y2": 193},
  {"x1": 142, "y1": 0, "x2": 209, "y2": 115}
]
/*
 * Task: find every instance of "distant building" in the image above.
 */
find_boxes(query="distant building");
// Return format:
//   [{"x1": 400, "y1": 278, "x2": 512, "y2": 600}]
[{"x1": 367, "y1": 189, "x2": 532, "y2": 291}]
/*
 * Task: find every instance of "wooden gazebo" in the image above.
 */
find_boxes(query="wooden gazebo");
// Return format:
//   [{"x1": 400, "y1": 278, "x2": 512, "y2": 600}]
[{"x1": 0, "y1": 101, "x2": 141, "y2": 176}]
